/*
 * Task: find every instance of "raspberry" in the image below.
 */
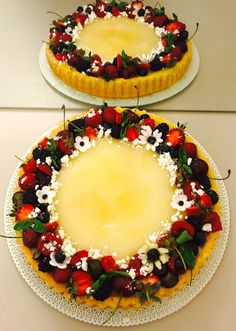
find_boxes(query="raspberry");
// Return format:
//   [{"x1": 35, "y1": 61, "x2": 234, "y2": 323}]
[
  {"x1": 101, "y1": 255, "x2": 119, "y2": 272},
  {"x1": 102, "y1": 107, "x2": 117, "y2": 124}
]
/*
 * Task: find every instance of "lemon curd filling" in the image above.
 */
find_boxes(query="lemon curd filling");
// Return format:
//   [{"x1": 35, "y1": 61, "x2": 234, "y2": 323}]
[
  {"x1": 74, "y1": 17, "x2": 160, "y2": 61},
  {"x1": 56, "y1": 139, "x2": 174, "y2": 259}
]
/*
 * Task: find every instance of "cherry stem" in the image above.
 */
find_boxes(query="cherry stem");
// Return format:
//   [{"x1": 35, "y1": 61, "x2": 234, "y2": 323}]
[
  {"x1": 134, "y1": 85, "x2": 140, "y2": 108},
  {"x1": 0, "y1": 234, "x2": 22, "y2": 239},
  {"x1": 14, "y1": 155, "x2": 25, "y2": 163},
  {"x1": 102, "y1": 293, "x2": 122, "y2": 325},
  {"x1": 61, "y1": 104, "x2": 66, "y2": 130},
  {"x1": 46, "y1": 11, "x2": 64, "y2": 19},
  {"x1": 42, "y1": 40, "x2": 50, "y2": 45},
  {"x1": 189, "y1": 23, "x2": 199, "y2": 40},
  {"x1": 172, "y1": 244, "x2": 187, "y2": 271},
  {"x1": 208, "y1": 169, "x2": 231, "y2": 181}
]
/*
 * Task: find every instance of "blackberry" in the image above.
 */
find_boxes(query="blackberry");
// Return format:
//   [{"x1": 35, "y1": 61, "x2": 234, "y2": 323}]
[
  {"x1": 32, "y1": 147, "x2": 51, "y2": 162},
  {"x1": 195, "y1": 175, "x2": 211, "y2": 190},
  {"x1": 206, "y1": 190, "x2": 219, "y2": 205},
  {"x1": 23, "y1": 190, "x2": 38, "y2": 205},
  {"x1": 154, "y1": 122, "x2": 169, "y2": 140},
  {"x1": 137, "y1": 8, "x2": 145, "y2": 16},
  {"x1": 56, "y1": 25, "x2": 66, "y2": 33},
  {"x1": 92, "y1": 279, "x2": 113, "y2": 301},
  {"x1": 68, "y1": 117, "x2": 86, "y2": 133},
  {"x1": 147, "y1": 248, "x2": 160, "y2": 261},
  {"x1": 37, "y1": 210, "x2": 50, "y2": 224},
  {"x1": 186, "y1": 215, "x2": 203, "y2": 232},
  {"x1": 110, "y1": 124, "x2": 121, "y2": 139},
  {"x1": 156, "y1": 143, "x2": 170, "y2": 154},
  {"x1": 77, "y1": 6, "x2": 84, "y2": 12},
  {"x1": 55, "y1": 251, "x2": 66, "y2": 263},
  {"x1": 76, "y1": 59, "x2": 91, "y2": 73},
  {"x1": 194, "y1": 231, "x2": 207, "y2": 246},
  {"x1": 150, "y1": 56, "x2": 164, "y2": 71},
  {"x1": 177, "y1": 30, "x2": 189, "y2": 42},
  {"x1": 153, "y1": 263, "x2": 168, "y2": 277},
  {"x1": 160, "y1": 272, "x2": 179, "y2": 288},
  {"x1": 38, "y1": 256, "x2": 54, "y2": 272},
  {"x1": 169, "y1": 146, "x2": 179, "y2": 159},
  {"x1": 139, "y1": 114, "x2": 150, "y2": 121}
]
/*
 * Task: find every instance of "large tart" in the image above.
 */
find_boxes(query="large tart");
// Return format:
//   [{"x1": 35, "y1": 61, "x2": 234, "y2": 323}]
[
  {"x1": 46, "y1": 1, "x2": 192, "y2": 98},
  {"x1": 12, "y1": 107, "x2": 222, "y2": 310}
]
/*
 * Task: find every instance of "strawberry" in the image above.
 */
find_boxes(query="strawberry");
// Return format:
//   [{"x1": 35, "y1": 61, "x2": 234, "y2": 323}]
[
  {"x1": 116, "y1": 54, "x2": 123, "y2": 71},
  {"x1": 101, "y1": 255, "x2": 119, "y2": 272},
  {"x1": 37, "y1": 232, "x2": 62, "y2": 256},
  {"x1": 55, "y1": 20, "x2": 65, "y2": 27},
  {"x1": 50, "y1": 28, "x2": 61, "y2": 47},
  {"x1": 23, "y1": 159, "x2": 37, "y2": 174},
  {"x1": 85, "y1": 110, "x2": 102, "y2": 128},
  {"x1": 60, "y1": 33, "x2": 72, "y2": 43},
  {"x1": 102, "y1": 107, "x2": 117, "y2": 124},
  {"x1": 166, "y1": 128, "x2": 185, "y2": 147},
  {"x1": 183, "y1": 180, "x2": 201, "y2": 200},
  {"x1": 71, "y1": 250, "x2": 89, "y2": 267},
  {"x1": 131, "y1": 1, "x2": 143, "y2": 10},
  {"x1": 121, "y1": 65, "x2": 137, "y2": 79},
  {"x1": 171, "y1": 220, "x2": 195, "y2": 237},
  {"x1": 115, "y1": 112, "x2": 122, "y2": 124},
  {"x1": 91, "y1": 54, "x2": 103, "y2": 76},
  {"x1": 199, "y1": 194, "x2": 213, "y2": 209},
  {"x1": 95, "y1": 1, "x2": 107, "y2": 18},
  {"x1": 128, "y1": 255, "x2": 142, "y2": 277},
  {"x1": 85, "y1": 127, "x2": 97, "y2": 140},
  {"x1": 52, "y1": 266, "x2": 71, "y2": 283},
  {"x1": 153, "y1": 15, "x2": 168, "y2": 27},
  {"x1": 204, "y1": 212, "x2": 222, "y2": 232},
  {"x1": 45, "y1": 221, "x2": 58, "y2": 232},
  {"x1": 126, "y1": 127, "x2": 139, "y2": 141},
  {"x1": 18, "y1": 172, "x2": 37, "y2": 191},
  {"x1": 103, "y1": 64, "x2": 119, "y2": 79},
  {"x1": 38, "y1": 137, "x2": 49, "y2": 149},
  {"x1": 143, "y1": 118, "x2": 155, "y2": 129},
  {"x1": 141, "y1": 274, "x2": 159, "y2": 286},
  {"x1": 112, "y1": 7, "x2": 120, "y2": 16},
  {"x1": 166, "y1": 21, "x2": 186, "y2": 32},
  {"x1": 37, "y1": 164, "x2": 52, "y2": 176},
  {"x1": 72, "y1": 270, "x2": 93, "y2": 296},
  {"x1": 16, "y1": 204, "x2": 34, "y2": 221},
  {"x1": 183, "y1": 142, "x2": 197, "y2": 158},
  {"x1": 55, "y1": 53, "x2": 67, "y2": 62},
  {"x1": 23, "y1": 229, "x2": 39, "y2": 248},
  {"x1": 161, "y1": 54, "x2": 173, "y2": 64},
  {"x1": 73, "y1": 12, "x2": 88, "y2": 25},
  {"x1": 56, "y1": 130, "x2": 74, "y2": 155},
  {"x1": 186, "y1": 205, "x2": 202, "y2": 217},
  {"x1": 170, "y1": 47, "x2": 183, "y2": 61}
]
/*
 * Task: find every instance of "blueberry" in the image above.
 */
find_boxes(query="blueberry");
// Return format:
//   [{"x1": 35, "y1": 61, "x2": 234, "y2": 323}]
[
  {"x1": 38, "y1": 256, "x2": 54, "y2": 272},
  {"x1": 154, "y1": 123, "x2": 169, "y2": 140},
  {"x1": 147, "y1": 248, "x2": 160, "y2": 261},
  {"x1": 139, "y1": 67, "x2": 148, "y2": 76},
  {"x1": 186, "y1": 215, "x2": 203, "y2": 232},
  {"x1": 37, "y1": 210, "x2": 50, "y2": 224},
  {"x1": 153, "y1": 263, "x2": 168, "y2": 277},
  {"x1": 88, "y1": 259, "x2": 104, "y2": 280},
  {"x1": 206, "y1": 190, "x2": 219, "y2": 204},
  {"x1": 156, "y1": 143, "x2": 170, "y2": 154},
  {"x1": 92, "y1": 279, "x2": 113, "y2": 301},
  {"x1": 194, "y1": 231, "x2": 207, "y2": 245},
  {"x1": 111, "y1": 124, "x2": 121, "y2": 139},
  {"x1": 174, "y1": 258, "x2": 185, "y2": 274},
  {"x1": 137, "y1": 8, "x2": 145, "y2": 16},
  {"x1": 160, "y1": 272, "x2": 179, "y2": 288},
  {"x1": 32, "y1": 147, "x2": 50, "y2": 162},
  {"x1": 55, "y1": 251, "x2": 66, "y2": 263}
]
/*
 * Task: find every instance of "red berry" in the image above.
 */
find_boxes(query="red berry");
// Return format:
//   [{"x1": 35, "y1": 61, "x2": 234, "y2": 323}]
[
  {"x1": 143, "y1": 118, "x2": 155, "y2": 129},
  {"x1": 116, "y1": 54, "x2": 123, "y2": 71},
  {"x1": 73, "y1": 12, "x2": 88, "y2": 25},
  {"x1": 183, "y1": 180, "x2": 201, "y2": 200},
  {"x1": 126, "y1": 127, "x2": 139, "y2": 141},
  {"x1": 55, "y1": 53, "x2": 67, "y2": 61},
  {"x1": 38, "y1": 137, "x2": 49, "y2": 149},
  {"x1": 128, "y1": 255, "x2": 142, "y2": 277},
  {"x1": 145, "y1": 15, "x2": 153, "y2": 24},
  {"x1": 85, "y1": 126, "x2": 97, "y2": 140},
  {"x1": 141, "y1": 274, "x2": 159, "y2": 286},
  {"x1": 171, "y1": 47, "x2": 183, "y2": 61},
  {"x1": 45, "y1": 221, "x2": 59, "y2": 232},
  {"x1": 199, "y1": 194, "x2": 213, "y2": 209},
  {"x1": 102, "y1": 107, "x2": 117, "y2": 124},
  {"x1": 112, "y1": 276, "x2": 137, "y2": 297},
  {"x1": 191, "y1": 158, "x2": 209, "y2": 176},
  {"x1": 112, "y1": 7, "x2": 120, "y2": 16},
  {"x1": 183, "y1": 142, "x2": 198, "y2": 158},
  {"x1": 52, "y1": 266, "x2": 71, "y2": 284},
  {"x1": 204, "y1": 212, "x2": 222, "y2": 232},
  {"x1": 23, "y1": 159, "x2": 37, "y2": 174},
  {"x1": 18, "y1": 172, "x2": 37, "y2": 191},
  {"x1": 166, "y1": 128, "x2": 185, "y2": 147},
  {"x1": 121, "y1": 65, "x2": 137, "y2": 79},
  {"x1": 56, "y1": 130, "x2": 74, "y2": 155},
  {"x1": 37, "y1": 232, "x2": 62, "y2": 256},
  {"x1": 161, "y1": 54, "x2": 173, "y2": 64},
  {"x1": 166, "y1": 21, "x2": 186, "y2": 32},
  {"x1": 101, "y1": 255, "x2": 119, "y2": 272},
  {"x1": 91, "y1": 56, "x2": 103, "y2": 77},
  {"x1": 161, "y1": 37, "x2": 168, "y2": 48},
  {"x1": 171, "y1": 220, "x2": 195, "y2": 237},
  {"x1": 104, "y1": 64, "x2": 119, "y2": 79},
  {"x1": 115, "y1": 112, "x2": 122, "y2": 124},
  {"x1": 168, "y1": 257, "x2": 176, "y2": 273},
  {"x1": 16, "y1": 204, "x2": 34, "y2": 221},
  {"x1": 71, "y1": 250, "x2": 89, "y2": 267},
  {"x1": 186, "y1": 205, "x2": 202, "y2": 217},
  {"x1": 85, "y1": 111, "x2": 102, "y2": 128},
  {"x1": 37, "y1": 164, "x2": 52, "y2": 176},
  {"x1": 23, "y1": 229, "x2": 39, "y2": 248},
  {"x1": 60, "y1": 33, "x2": 72, "y2": 43},
  {"x1": 153, "y1": 15, "x2": 168, "y2": 27},
  {"x1": 72, "y1": 270, "x2": 93, "y2": 296}
]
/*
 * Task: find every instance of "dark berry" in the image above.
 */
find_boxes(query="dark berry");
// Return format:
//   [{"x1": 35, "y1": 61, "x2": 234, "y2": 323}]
[
  {"x1": 169, "y1": 146, "x2": 179, "y2": 159},
  {"x1": 37, "y1": 210, "x2": 50, "y2": 223},
  {"x1": 55, "y1": 251, "x2": 66, "y2": 263},
  {"x1": 23, "y1": 229, "x2": 39, "y2": 248},
  {"x1": 174, "y1": 258, "x2": 185, "y2": 274},
  {"x1": 156, "y1": 143, "x2": 170, "y2": 154},
  {"x1": 186, "y1": 215, "x2": 203, "y2": 232},
  {"x1": 36, "y1": 171, "x2": 51, "y2": 186},
  {"x1": 127, "y1": 110, "x2": 140, "y2": 123},
  {"x1": 111, "y1": 124, "x2": 121, "y2": 139},
  {"x1": 67, "y1": 55, "x2": 81, "y2": 68},
  {"x1": 159, "y1": 51, "x2": 168, "y2": 57},
  {"x1": 137, "y1": 8, "x2": 145, "y2": 16},
  {"x1": 139, "y1": 67, "x2": 148, "y2": 76},
  {"x1": 206, "y1": 190, "x2": 219, "y2": 205},
  {"x1": 150, "y1": 56, "x2": 164, "y2": 71},
  {"x1": 77, "y1": 6, "x2": 84, "y2": 12},
  {"x1": 32, "y1": 147, "x2": 50, "y2": 162},
  {"x1": 191, "y1": 158, "x2": 209, "y2": 176},
  {"x1": 139, "y1": 114, "x2": 150, "y2": 121},
  {"x1": 147, "y1": 248, "x2": 160, "y2": 261},
  {"x1": 68, "y1": 117, "x2": 86, "y2": 133},
  {"x1": 56, "y1": 25, "x2": 66, "y2": 33},
  {"x1": 178, "y1": 42, "x2": 188, "y2": 53},
  {"x1": 38, "y1": 256, "x2": 54, "y2": 272},
  {"x1": 76, "y1": 59, "x2": 91, "y2": 73},
  {"x1": 153, "y1": 263, "x2": 168, "y2": 277},
  {"x1": 92, "y1": 279, "x2": 113, "y2": 301},
  {"x1": 195, "y1": 175, "x2": 211, "y2": 190},
  {"x1": 85, "y1": 7, "x2": 92, "y2": 14},
  {"x1": 154, "y1": 123, "x2": 169, "y2": 140},
  {"x1": 88, "y1": 259, "x2": 104, "y2": 280},
  {"x1": 160, "y1": 271, "x2": 179, "y2": 288},
  {"x1": 53, "y1": 41, "x2": 66, "y2": 54},
  {"x1": 185, "y1": 241, "x2": 199, "y2": 256},
  {"x1": 112, "y1": 277, "x2": 137, "y2": 297},
  {"x1": 12, "y1": 191, "x2": 24, "y2": 210},
  {"x1": 23, "y1": 190, "x2": 38, "y2": 205},
  {"x1": 147, "y1": 136, "x2": 157, "y2": 145},
  {"x1": 194, "y1": 231, "x2": 207, "y2": 245}
]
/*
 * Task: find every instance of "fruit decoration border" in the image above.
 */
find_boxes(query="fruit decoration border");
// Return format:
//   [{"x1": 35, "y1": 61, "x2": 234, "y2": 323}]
[
  {"x1": 4, "y1": 116, "x2": 230, "y2": 326},
  {"x1": 48, "y1": 0, "x2": 191, "y2": 80}
]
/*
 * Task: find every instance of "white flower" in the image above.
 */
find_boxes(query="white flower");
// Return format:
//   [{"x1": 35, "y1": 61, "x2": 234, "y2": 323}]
[
  {"x1": 138, "y1": 246, "x2": 170, "y2": 275},
  {"x1": 49, "y1": 251, "x2": 71, "y2": 269},
  {"x1": 171, "y1": 189, "x2": 192, "y2": 211},
  {"x1": 74, "y1": 136, "x2": 92, "y2": 152},
  {"x1": 36, "y1": 186, "x2": 56, "y2": 204},
  {"x1": 138, "y1": 125, "x2": 163, "y2": 151}
]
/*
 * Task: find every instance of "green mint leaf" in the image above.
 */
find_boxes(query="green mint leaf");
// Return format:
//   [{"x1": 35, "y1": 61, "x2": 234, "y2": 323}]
[
  {"x1": 118, "y1": 2, "x2": 128, "y2": 10},
  {"x1": 121, "y1": 50, "x2": 129, "y2": 69},
  {"x1": 176, "y1": 230, "x2": 193, "y2": 245},
  {"x1": 182, "y1": 164, "x2": 193, "y2": 175},
  {"x1": 71, "y1": 281, "x2": 78, "y2": 295},
  {"x1": 33, "y1": 248, "x2": 41, "y2": 260},
  {"x1": 166, "y1": 32, "x2": 174, "y2": 52},
  {"x1": 120, "y1": 110, "x2": 129, "y2": 139},
  {"x1": 14, "y1": 219, "x2": 46, "y2": 233},
  {"x1": 154, "y1": 7, "x2": 165, "y2": 16},
  {"x1": 91, "y1": 271, "x2": 129, "y2": 293},
  {"x1": 47, "y1": 139, "x2": 57, "y2": 154},
  {"x1": 14, "y1": 220, "x2": 34, "y2": 231},
  {"x1": 32, "y1": 219, "x2": 47, "y2": 233},
  {"x1": 152, "y1": 296, "x2": 162, "y2": 303},
  {"x1": 179, "y1": 243, "x2": 195, "y2": 269},
  {"x1": 139, "y1": 292, "x2": 147, "y2": 305},
  {"x1": 101, "y1": 102, "x2": 108, "y2": 111},
  {"x1": 108, "y1": 0, "x2": 117, "y2": 8}
]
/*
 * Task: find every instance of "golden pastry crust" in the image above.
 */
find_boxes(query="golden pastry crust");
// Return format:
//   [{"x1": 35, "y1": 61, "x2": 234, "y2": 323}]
[
  {"x1": 15, "y1": 108, "x2": 221, "y2": 309},
  {"x1": 46, "y1": 42, "x2": 192, "y2": 99}
]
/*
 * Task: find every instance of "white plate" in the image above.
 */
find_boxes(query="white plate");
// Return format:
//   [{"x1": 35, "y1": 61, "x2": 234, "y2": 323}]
[
  {"x1": 39, "y1": 43, "x2": 200, "y2": 107},
  {"x1": 4, "y1": 132, "x2": 229, "y2": 327}
]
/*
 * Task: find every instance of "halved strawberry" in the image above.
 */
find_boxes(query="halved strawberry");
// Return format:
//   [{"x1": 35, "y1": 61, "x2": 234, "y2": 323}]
[
  {"x1": 141, "y1": 274, "x2": 159, "y2": 285},
  {"x1": 115, "y1": 112, "x2": 122, "y2": 124},
  {"x1": 85, "y1": 110, "x2": 102, "y2": 128},
  {"x1": 23, "y1": 159, "x2": 37, "y2": 174},
  {"x1": 161, "y1": 37, "x2": 168, "y2": 48},
  {"x1": 126, "y1": 127, "x2": 139, "y2": 141},
  {"x1": 37, "y1": 164, "x2": 52, "y2": 176},
  {"x1": 199, "y1": 194, "x2": 213, "y2": 209},
  {"x1": 16, "y1": 204, "x2": 34, "y2": 221},
  {"x1": 85, "y1": 127, "x2": 97, "y2": 140},
  {"x1": 18, "y1": 172, "x2": 37, "y2": 191},
  {"x1": 52, "y1": 266, "x2": 71, "y2": 283},
  {"x1": 45, "y1": 221, "x2": 58, "y2": 232},
  {"x1": 73, "y1": 12, "x2": 88, "y2": 25},
  {"x1": 166, "y1": 128, "x2": 185, "y2": 147},
  {"x1": 171, "y1": 220, "x2": 195, "y2": 237},
  {"x1": 204, "y1": 212, "x2": 222, "y2": 232},
  {"x1": 183, "y1": 142, "x2": 198, "y2": 158},
  {"x1": 166, "y1": 21, "x2": 186, "y2": 32},
  {"x1": 102, "y1": 107, "x2": 117, "y2": 124},
  {"x1": 60, "y1": 33, "x2": 72, "y2": 43},
  {"x1": 56, "y1": 130, "x2": 74, "y2": 155},
  {"x1": 72, "y1": 270, "x2": 93, "y2": 296},
  {"x1": 143, "y1": 118, "x2": 155, "y2": 129},
  {"x1": 55, "y1": 53, "x2": 67, "y2": 62},
  {"x1": 183, "y1": 180, "x2": 201, "y2": 200},
  {"x1": 101, "y1": 255, "x2": 119, "y2": 272},
  {"x1": 71, "y1": 250, "x2": 89, "y2": 267}
]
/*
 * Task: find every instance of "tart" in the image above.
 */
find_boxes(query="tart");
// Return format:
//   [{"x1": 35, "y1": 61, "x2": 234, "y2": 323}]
[
  {"x1": 46, "y1": 1, "x2": 192, "y2": 98},
  {"x1": 11, "y1": 107, "x2": 222, "y2": 310}
]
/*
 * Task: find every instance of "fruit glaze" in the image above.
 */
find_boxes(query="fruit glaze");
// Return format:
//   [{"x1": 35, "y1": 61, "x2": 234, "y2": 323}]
[{"x1": 11, "y1": 107, "x2": 222, "y2": 309}]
